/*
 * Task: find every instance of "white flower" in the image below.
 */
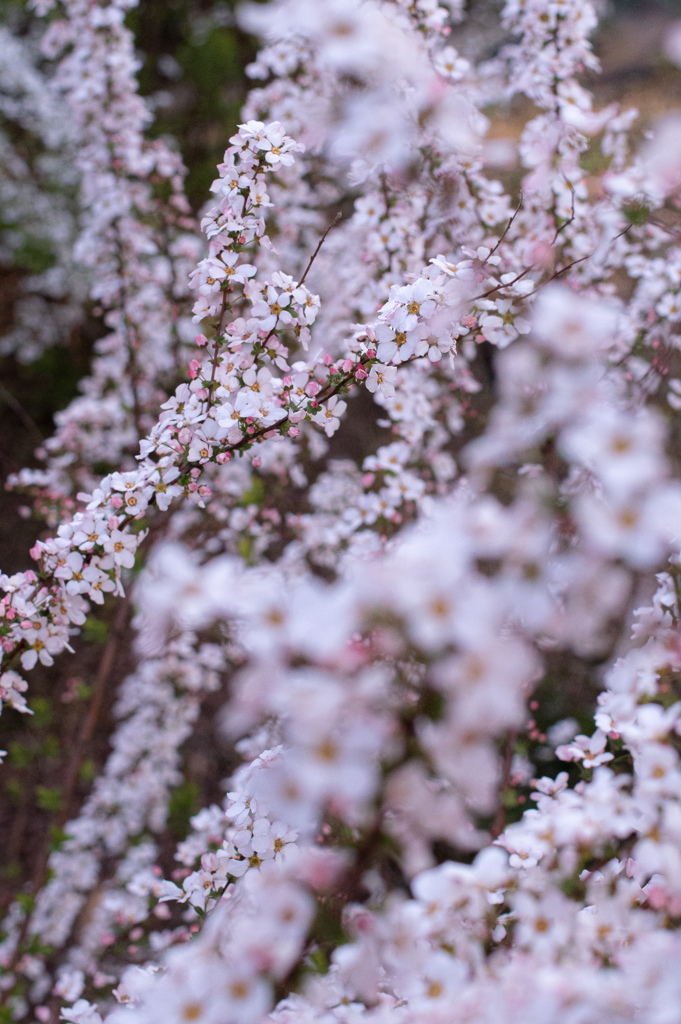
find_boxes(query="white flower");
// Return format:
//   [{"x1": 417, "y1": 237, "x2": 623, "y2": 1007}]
[
  {"x1": 532, "y1": 284, "x2": 619, "y2": 359},
  {"x1": 314, "y1": 395, "x2": 347, "y2": 437},
  {"x1": 103, "y1": 530, "x2": 138, "y2": 569},
  {"x1": 365, "y1": 363, "x2": 397, "y2": 399}
]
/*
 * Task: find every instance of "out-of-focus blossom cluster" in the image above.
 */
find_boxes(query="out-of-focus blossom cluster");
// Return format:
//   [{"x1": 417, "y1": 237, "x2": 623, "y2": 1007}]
[{"x1": 3, "y1": 0, "x2": 681, "y2": 1023}]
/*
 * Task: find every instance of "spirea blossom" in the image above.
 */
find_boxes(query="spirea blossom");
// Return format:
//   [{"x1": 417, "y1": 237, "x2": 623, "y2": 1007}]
[{"x1": 2, "y1": 0, "x2": 681, "y2": 1023}]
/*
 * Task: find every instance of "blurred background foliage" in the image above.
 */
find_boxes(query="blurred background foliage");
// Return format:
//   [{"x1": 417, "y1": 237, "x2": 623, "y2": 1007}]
[{"x1": 128, "y1": 0, "x2": 262, "y2": 209}]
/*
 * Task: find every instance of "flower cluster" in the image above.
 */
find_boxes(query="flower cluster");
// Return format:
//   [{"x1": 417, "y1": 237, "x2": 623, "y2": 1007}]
[{"x1": 2, "y1": 1, "x2": 681, "y2": 1023}]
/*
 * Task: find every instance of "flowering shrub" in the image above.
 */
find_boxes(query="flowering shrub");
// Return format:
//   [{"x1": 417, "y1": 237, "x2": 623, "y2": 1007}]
[{"x1": 2, "y1": 0, "x2": 681, "y2": 1022}]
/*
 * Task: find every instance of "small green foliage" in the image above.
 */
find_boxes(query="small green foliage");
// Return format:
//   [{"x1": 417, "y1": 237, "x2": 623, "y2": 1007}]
[
  {"x1": 308, "y1": 948, "x2": 329, "y2": 974},
  {"x1": 0, "y1": 861, "x2": 20, "y2": 881},
  {"x1": 35, "y1": 785, "x2": 63, "y2": 812},
  {"x1": 420, "y1": 688, "x2": 445, "y2": 722},
  {"x1": 13, "y1": 238, "x2": 56, "y2": 275},
  {"x1": 48, "y1": 825, "x2": 69, "y2": 852},
  {"x1": 5, "y1": 778, "x2": 23, "y2": 803},
  {"x1": 8, "y1": 742, "x2": 33, "y2": 768},
  {"x1": 79, "y1": 759, "x2": 97, "y2": 783},
  {"x1": 92, "y1": 461, "x2": 117, "y2": 477},
  {"x1": 41, "y1": 735, "x2": 60, "y2": 759},
  {"x1": 237, "y1": 536, "x2": 254, "y2": 563},
  {"x1": 83, "y1": 616, "x2": 108, "y2": 645},
  {"x1": 623, "y1": 202, "x2": 650, "y2": 226},
  {"x1": 29, "y1": 697, "x2": 52, "y2": 729},
  {"x1": 561, "y1": 874, "x2": 587, "y2": 901},
  {"x1": 310, "y1": 899, "x2": 347, "y2": 951},
  {"x1": 168, "y1": 780, "x2": 200, "y2": 840},
  {"x1": 239, "y1": 476, "x2": 265, "y2": 508},
  {"x1": 502, "y1": 788, "x2": 518, "y2": 809},
  {"x1": 15, "y1": 893, "x2": 34, "y2": 914}
]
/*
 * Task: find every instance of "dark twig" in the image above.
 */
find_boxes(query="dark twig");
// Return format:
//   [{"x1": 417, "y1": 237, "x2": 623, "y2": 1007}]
[
  {"x1": 298, "y1": 212, "x2": 342, "y2": 288},
  {"x1": 0, "y1": 382, "x2": 43, "y2": 443},
  {"x1": 0, "y1": 598, "x2": 131, "y2": 998},
  {"x1": 551, "y1": 183, "x2": 576, "y2": 246},
  {"x1": 491, "y1": 729, "x2": 518, "y2": 840},
  {"x1": 487, "y1": 193, "x2": 524, "y2": 261}
]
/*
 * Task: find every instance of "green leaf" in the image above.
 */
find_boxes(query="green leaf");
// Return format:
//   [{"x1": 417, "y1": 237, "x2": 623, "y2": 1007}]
[
  {"x1": 48, "y1": 825, "x2": 69, "y2": 852},
  {"x1": 41, "y1": 735, "x2": 60, "y2": 759},
  {"x1": 501, "y1": 788, "x2": 517, "y2": 809},
  {"x1": 29, "y1": 697, "x2": 52, "y2": 729},
  {"x1": 237, "y1": 536, "x2": 253, "y2": 563},
  {"x1": 83, "y1": 616, "x2": 108, "y2": 645},
  {"x1": 0, "y1": 861, "x2": 20, "y2": 881},
  {"x1": 5, "y1": 778, "x2": 23, "y2": 803},
  {"x1": 35, "y1": 785, "x2": 63, "y2": 812},
  {"x1": 8, "y1": 742, "x2": 33, "y2": 768},
  {"x1": 623, "y1": 202, "x2": 650, "y2": 226},
  {"x1": 238, "y1": 476, "x2": 265, "y2": 508},
  {"x1": 308, "y1": 948, "x2": 329, "y2": 974},
  {"x1": 168, "y1": 781, "x2": 200, "y2": 840}
]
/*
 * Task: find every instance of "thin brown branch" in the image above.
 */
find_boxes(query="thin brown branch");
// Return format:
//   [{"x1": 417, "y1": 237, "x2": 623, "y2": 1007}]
[
  {"x1": 487, "y1": 193, "x2": 524, "y2": 260},
  {"x1": 551, "y1": 183, "x2": 576, "y2": 246},
  {"x1": 0, "y1": 382, "x2": 43, "y2": 443},
  {"x1": 57, "y1": 597, "x2": 131, "y2": 830},
  {"x1": 298, "y1": 212, "x2": 342, "y2": 288},
  {"x1": 0, "y1": 599, "x2": 131, "y2": 994},
  {"x1": 473, "y1": 265, "x2": 535, "y2": 302},
  {"x1": 490, "y1": 729, "x2": 518, "y2": 840}
]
